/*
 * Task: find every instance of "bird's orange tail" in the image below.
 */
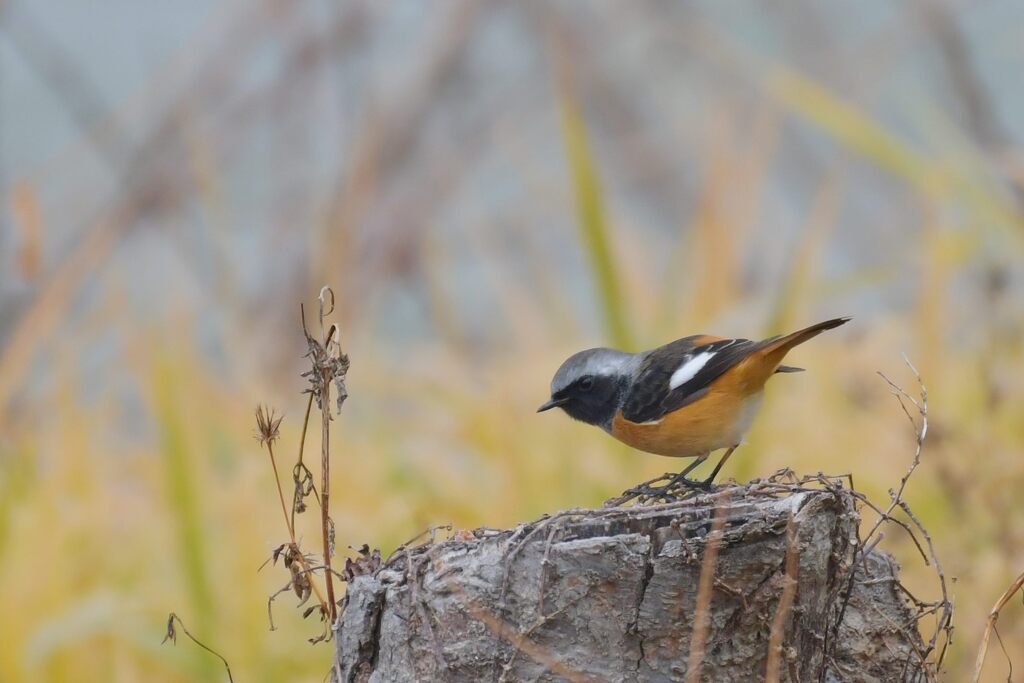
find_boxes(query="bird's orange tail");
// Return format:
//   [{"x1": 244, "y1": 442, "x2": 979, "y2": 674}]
[
  {"x1": 760, "y1": 317, "x2": 851, "y2": 359},
  {"x1": 739, "y1": 317, "x2": 850, "y2": 386}
]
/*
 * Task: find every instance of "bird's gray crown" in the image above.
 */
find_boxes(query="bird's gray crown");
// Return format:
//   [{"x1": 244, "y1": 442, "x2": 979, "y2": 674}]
[{"x1": 550, "y1": 348, "x2": 638, "y2": 394}]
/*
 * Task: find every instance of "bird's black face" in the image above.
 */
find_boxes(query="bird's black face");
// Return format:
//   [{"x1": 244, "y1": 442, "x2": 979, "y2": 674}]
[{"x1": 538, "y1": 373, "x2": 624, "y2": 429}]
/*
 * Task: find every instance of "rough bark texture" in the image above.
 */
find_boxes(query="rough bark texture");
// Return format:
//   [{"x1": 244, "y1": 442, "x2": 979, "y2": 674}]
[{"x1": 333, "y1": 486, "x2": 925, "y2": 682}]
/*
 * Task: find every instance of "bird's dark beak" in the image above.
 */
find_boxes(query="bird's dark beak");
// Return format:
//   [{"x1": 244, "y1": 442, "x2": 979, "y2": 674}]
[{"x1": 537, "y1": 397, "x2": 567, "y2": 413}]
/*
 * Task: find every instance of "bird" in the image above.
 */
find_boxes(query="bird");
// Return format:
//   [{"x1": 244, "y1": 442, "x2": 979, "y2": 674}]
[{"x1": 537, "y1": 317, "x2": 850, "y2": 488}]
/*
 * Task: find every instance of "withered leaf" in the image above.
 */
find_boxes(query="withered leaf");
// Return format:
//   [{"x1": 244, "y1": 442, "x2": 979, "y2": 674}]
[{"x1": 342, "y1": 544, "x2": 382, "y2": 581}]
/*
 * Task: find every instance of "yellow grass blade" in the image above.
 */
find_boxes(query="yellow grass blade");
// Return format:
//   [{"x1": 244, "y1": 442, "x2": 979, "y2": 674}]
[{"x1": 767, "y1": 66, "x2": 1024, "y2": 237}]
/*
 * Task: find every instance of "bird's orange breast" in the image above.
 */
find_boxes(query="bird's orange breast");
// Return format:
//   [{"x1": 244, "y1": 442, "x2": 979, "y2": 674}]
[{"x1": 610, "y1": 352, "x2": 772, "y2": 458}]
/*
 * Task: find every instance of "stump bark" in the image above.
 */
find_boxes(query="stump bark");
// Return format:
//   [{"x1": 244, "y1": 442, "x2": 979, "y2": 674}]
[{"x1": 333, "y1": 481, "x2": 926, "y2": 682}]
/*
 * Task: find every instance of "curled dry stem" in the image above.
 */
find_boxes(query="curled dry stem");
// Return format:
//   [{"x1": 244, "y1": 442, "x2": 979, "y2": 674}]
[{"x1": 162, "y1": 612, "x2": 235, "y2": 683}]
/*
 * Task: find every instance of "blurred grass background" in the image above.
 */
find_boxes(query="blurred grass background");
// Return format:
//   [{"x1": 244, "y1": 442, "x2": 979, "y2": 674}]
[{"x1": 1, "y1": 1, "x2": 1023, "y2": 681}]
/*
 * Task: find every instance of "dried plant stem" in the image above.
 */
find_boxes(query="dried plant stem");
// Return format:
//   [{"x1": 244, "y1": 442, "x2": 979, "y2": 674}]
[
  {"x1": 256, "y1": 405, "x2": 330, "y2": 617},
  {"x1": 319, "y1": 318, "x2": 340, "y2": 622},
  {"x1": 163, "y1": 612, "x2": 235, "y2": 683},
  {"x1": 321, "y1": 375, "x2": 337, "y2": 621},
  {"x1": 972, "y1": 569, "x2": 1024, "y2": 683},
  {"x1": 867, "y1": 355, "x2": 952, "y2": 676},
  {"x1": 260, "y1": 430, "x2": 328, "y2": 612},
  {"x1": 267, "y1": 441, "x2": 294, "y2": 539},
  {"x1": 296, "y1": 320, "x2": 334, "y2": 476},
  {"x1": 765, "y1": 512, "x2": 799, "y2": 683},
  {"x1": 298, "y1": 297, "x2": 344, "y2": 625},
  {"x1": 291, "y1": 391, "x2": 315, "y2": 533},
  {"x1": 266, "y1": 548, "x2": 329, "y2": 628},
  {"x1": 685, "y1": 493, "x2": 729, "y2": 683}
]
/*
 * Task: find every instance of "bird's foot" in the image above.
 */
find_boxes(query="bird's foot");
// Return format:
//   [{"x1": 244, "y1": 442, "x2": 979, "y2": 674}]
[
  {"x1": 675, "y1": 476, "x2": 716, "y2": 491},
  {"x1": 604, "y1": 472, "x2": 717, "y2": 506}
]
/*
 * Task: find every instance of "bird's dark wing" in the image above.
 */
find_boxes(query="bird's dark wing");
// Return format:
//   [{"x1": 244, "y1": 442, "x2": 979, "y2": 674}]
[{"x1": 620, "y1": 336, "x2": 763, "y2": 424}]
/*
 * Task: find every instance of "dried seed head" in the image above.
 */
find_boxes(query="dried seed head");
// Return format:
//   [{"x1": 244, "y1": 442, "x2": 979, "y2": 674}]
[
  {"x1": 254, "y1": 405, "x2": 283, "y2": 446},
  {"x1": 162, "y1": 613, "x2": 178, "y2": 645}
]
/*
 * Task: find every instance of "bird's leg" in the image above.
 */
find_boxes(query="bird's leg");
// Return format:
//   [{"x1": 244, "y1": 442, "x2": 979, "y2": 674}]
[
  {"x1": 660, "y1": 454, "x2": 710, "y2": 491},
  {"x1": 702, "y1": 445, "x2": 738, "y2": 486}
]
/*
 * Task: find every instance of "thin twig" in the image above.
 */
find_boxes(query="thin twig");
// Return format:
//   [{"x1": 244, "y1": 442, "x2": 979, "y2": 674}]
[
  {"x1": 685, "y1": 492, "x2": 730, "y2": 683},
  {"x1": 255, "y1": 402, "x2": 329, "y2": 622},
  {"x1": 291, "y1": 391, "x2": 317, "y2": 533},
  {"x1": 971, "y1": 569, "x2": 1024, "y2": 683},
  {"x1": 162, "y1": 612, "x2": 235, "y2": 683},
  {"x1": 832, "y1": 356, "x2": 952, "y2": 680},
  {"x1": 865, "y1": 355, "x2": 928, "y2": 547},
  {"x1": 256, "y1": 405, "x2": 293, "y2": 539},
  {"x1": 765, "y1": 512, "x2": 799, "y2": 683},
  {"x1": 319, "y1": 344, "x2": 336, "y2": 620},
  {"x1": 536, "y1": 523, "x2": 561, "y2": 618},
  {"x1": 267, "y1": 582, "x2": 294, "y2": 632},
  {"x1": 299, "y1": 290, "x2": 347, "y2": 625}
]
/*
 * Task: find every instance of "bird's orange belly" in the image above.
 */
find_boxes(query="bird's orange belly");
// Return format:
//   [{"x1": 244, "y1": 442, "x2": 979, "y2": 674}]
[{"x1": 611, "y1": 389, "x2": 764, "y2": 458}]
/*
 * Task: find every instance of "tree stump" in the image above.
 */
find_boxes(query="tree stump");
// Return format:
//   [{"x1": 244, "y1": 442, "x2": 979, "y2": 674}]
[{"x1": 333, "y1": 477, "x2": 927, "y2": 682}]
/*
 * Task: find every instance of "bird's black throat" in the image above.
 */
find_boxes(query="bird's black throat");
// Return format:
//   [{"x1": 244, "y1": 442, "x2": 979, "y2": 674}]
[{"x1": 554, "y1": 373, "x2": 627, "y2": 430}]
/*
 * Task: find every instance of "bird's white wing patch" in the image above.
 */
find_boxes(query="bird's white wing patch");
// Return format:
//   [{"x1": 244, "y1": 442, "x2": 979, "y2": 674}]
[{"x1": 669, "y1": 351, "x2": 714, "y2": 390}]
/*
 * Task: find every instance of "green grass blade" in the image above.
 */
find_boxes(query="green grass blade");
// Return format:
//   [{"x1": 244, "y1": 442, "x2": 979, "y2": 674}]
[
  {"x1": 153, "y1": 354, "x2": 218, "y2": 681},
  {"x1": 558, "y1": 92, "x2": 632, "y2": 350}
]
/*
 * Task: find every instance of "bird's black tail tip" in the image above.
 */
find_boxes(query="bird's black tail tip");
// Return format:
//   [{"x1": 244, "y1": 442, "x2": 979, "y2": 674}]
[{"x1": 817, "y1": 316, "x2": 852, "y2": 330}]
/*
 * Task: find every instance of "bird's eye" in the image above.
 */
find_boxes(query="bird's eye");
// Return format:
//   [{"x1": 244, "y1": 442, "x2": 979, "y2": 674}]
[{"x1": 578, "y1": 376, "x2": 595, "y2": 391}]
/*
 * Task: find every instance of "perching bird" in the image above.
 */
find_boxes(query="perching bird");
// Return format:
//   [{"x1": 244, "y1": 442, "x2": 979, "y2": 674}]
[{"x1": 537, "y1": 317, "x2": 850, "y2": 488}]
